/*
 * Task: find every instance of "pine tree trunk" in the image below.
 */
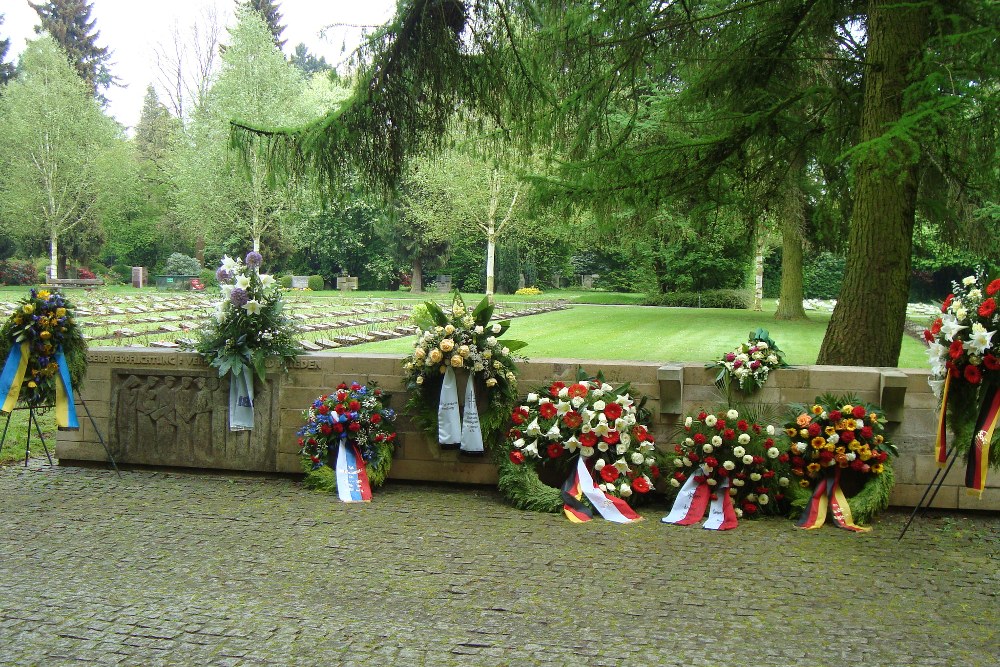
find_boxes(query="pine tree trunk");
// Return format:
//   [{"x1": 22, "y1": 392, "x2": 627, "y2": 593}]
[
  {"x1": 816, "y1": 0, "x2": 928, "y2": 366},
  {"x1": 411, "y1": 256, "x2": 423, "y2": 293},
  {"x1": 775, "y1": 153, "x2": 808, "y2": 321}
]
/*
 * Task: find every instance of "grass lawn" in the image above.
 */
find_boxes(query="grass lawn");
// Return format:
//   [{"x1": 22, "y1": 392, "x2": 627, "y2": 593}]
[{"x1": 348, "y1": 301, "x2": 931, "y2": 368}]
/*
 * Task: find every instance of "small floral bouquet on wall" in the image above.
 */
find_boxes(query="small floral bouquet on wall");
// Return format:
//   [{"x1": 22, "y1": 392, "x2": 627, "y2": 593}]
[
  {"x1": 298, "y1": 381, "x2": 397, "y2": 502},
  {"x1": 0, "y1": 288, "x2": 86, "y2": 428},
  {"x1": 403, "y1": 291, "x2": 526, "y2": 454},
  {"x1": 664, "y1": 408, "x2": 785, "y2": 530},
  {"x1": 709, "y1": 328, "x2": 788, "y2": 394},
  {"x1": 499, "y1": 373, "x2": 659, "y2": 523},
  {"x1": 780, "y1": 395, "x2": 897, "y2": 531},
  {"x1": 187, "y1": 251, "x2": 300, "y2": 430},
  {"x1": 924, "y1": 271, "x2": 1000, "y2": 495}
]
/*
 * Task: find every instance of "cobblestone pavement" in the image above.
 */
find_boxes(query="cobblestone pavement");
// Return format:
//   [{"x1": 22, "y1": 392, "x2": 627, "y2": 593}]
[{"x1": 1, "y1": 464, "x2": 997, "y2": 667}]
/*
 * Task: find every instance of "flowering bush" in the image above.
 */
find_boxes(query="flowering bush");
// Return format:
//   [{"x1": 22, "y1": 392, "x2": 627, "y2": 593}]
[
  {"x1": 779, "y1": 395, "x2": 897, "y2": 525},
  {"x1": 503, "y1": 377, "x2": 659, "y2": 508},
  {"x1": 0, "y1": 289, "x2": 87, "y2": 408},
  {"x1": 297, "y1": 381, "x2": 398, "y2": 492},
  {"x1": 0, "y1": 260, "x2": 40, "y2": 286},
  {"x1": 186, "y1": 251, "x2": 300, "y2": 380},
  {"x1": 77, "y1": 268, "x2": 96, "y2": 280},
  {"x1": 925, "y1": 271, "x2": 999, "y2": 391},
  {"x1": 669, "y1": 408, "x2": 785, "y2": 519},
  {"x1": 709, "y1": 328, "x2": 787, "y2": 393},
  {"x1": 514, "y1": 287, "x2": 542, "y2": 295},
  {"x1": 403, "y1": 291, "x2": 525, "y2": 443}
]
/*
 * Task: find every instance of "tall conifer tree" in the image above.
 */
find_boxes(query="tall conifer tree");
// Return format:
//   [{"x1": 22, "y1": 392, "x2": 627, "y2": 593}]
[
  {"x1": 237, "y1": 0, "x2": 286, "y2": 50},
  {"x1": 0, "y1": 14, "x2": 15, "y2": 85},
  {"x1": 29, "y1": 0, "x2": 112, "y2": 95}
]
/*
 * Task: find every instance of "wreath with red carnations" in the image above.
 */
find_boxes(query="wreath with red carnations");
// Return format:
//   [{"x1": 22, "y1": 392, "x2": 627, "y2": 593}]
[{"x1": 498, "y1": 371, "x2": 661, "y2": 514}]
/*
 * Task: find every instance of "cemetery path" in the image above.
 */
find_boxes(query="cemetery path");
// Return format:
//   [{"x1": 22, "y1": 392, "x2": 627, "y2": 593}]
[{"x1": 1, "y1": 464, "x2": 997, "y2": 666}]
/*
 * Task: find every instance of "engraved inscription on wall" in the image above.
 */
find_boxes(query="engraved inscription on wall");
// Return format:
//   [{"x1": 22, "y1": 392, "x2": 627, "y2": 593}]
[{"x1": 109, "y1": 370, "x2": 278, "y2": 471}]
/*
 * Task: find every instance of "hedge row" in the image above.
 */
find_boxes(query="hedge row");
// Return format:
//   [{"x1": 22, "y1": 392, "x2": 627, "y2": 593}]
[{"x1": 642, "y1": 289, "x2": 752, "y2": 309}]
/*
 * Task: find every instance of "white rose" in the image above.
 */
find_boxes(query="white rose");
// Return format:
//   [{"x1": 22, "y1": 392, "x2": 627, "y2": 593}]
[
  {"x1": 601, "y1": 383, "x2": 613, "y2": 392},
  {"x1": 571, "y1": 396, "x2": 585, "y2": 408},
  {"x1": 704, "y1": 415, "x2": 718, "y2": 427},
  {"x1": 645, "y1": 457, "x2": 654, "y2": 466},
  {"x1": 766, "y1": 425, "x2": 775, "y2": 436},
  {"x1": 706, "y1": 478, "x2": 717, "y2": 486},
  {"x1": 558, "y1": 387, "x2": 569, "y2": 398},
  {"x1": 738, "y1": 433, "x2": 751, "y2": 445},
  {"x1": 597, "y1": 442, "x2": 609, "y2": 452},
  {"x1": 526, "y1": 393, "x2": 538, "y2": 403},
  {"x1": 963, "y1": 275, "x2": 977, "y2": 286},
  {"x1": 598, "y1": 483, "x2": 608, "y2": 492},
  {"x1": 711, "y1": 435, "x2": 722, "y2": 446},
  {"x1": 474, "y1": 325, "x2": 484, "y2": 334},
  {"x1": 670, "y1": 478, "x2": 681, "y2": 488},
  {"x1": 742, "y1": 455, "x2": 754, "y2": 465},
  {"x1": 486, "y1": 336, "x2": 498, "y2": 346},
  {"x1": 594, "y1": 458, "x2": 606, "y2": 471},
  {"x1": 732, "y1": 479, "x2": 745, "y2": 487},
  {"x1": 619, "y1": 483, "x2": 633, "y2": 497},
  {"x1": 684, "y1": 437, "x2": 694, "y2": 446},
  {"x1": 684, "y1": 416, "x2": 693, "y2": 428},
  {"x1": 746, "y1": 493, "x2": 758, "y2": 502},
  {"x1": 733, "y1": 446, "x2": 746, "y2": 458},
  {"x1": 750, "y1": 473, "x2": 762, "y2": 482},
  {"x1": 673, "y1": 458, "x2": 683, "y2": 467},
  {"x1": 759, "y1": 494, "x2": 769, "y2": 505},
  {"x1": 735, "y1": 508, "x2": 744, "y2": 518},
  {"x1": 767, "y1": 447, "x2": 780, "y2": 459},
  {"x1": 727, "y1": 409, "x2": 739, "y2": 420},
  {"x1": 729, "y1": 488, "x2": 738, "y2": 496},
  {"x1": 631, "y1": 452, "x2": 644, "y2": 465},
  {"x1": 846, "y1": 452, "x2": 857, "y2": 462},
  {"x1": 703, "y1": 444, "x2": 714, "y2": 454},
  {"x1": 513, "y1": 438, "x2": 525, "y2": 449},
  {"x1": 620, "y1": 433, "x2": 631, "y2": 447},
  {"x1": 723, "y1": 460, "x2": 735, "y2": 471},
  {"x1": 581, "y1": 446, "x2": 595, "y2": 458},
  {"x1": 828, "y1": 433, "x2": 840, "y2": 445},
  {"x1": 682, "y1": 457, "x2": 692, "y2": 467},
  {"x1": 795, "y1": 443, "x2": 807, "y2": 454},
  {"x1": 779, "y1": 477, "x2": 789, "y2": 487},
  {"x1": 616, "y1": 443, "x2": 628, "y2": 455},
  {"x1": 492, "y1": 323, "x2": 502, "y2": 333},
  {"x1": 594, "y1": 400, "x2": 607, "y2": 412}
]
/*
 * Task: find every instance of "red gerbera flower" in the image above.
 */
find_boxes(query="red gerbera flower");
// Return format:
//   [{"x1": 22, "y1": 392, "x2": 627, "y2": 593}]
[
  {"x1": 930, "y1": 318, "x2": 943, "y2": 335},
  {"x1": 549, "y1": 381, "x2": 565, "y2": 397},
  {"x1": 988, "y1": 279, "x2": 1000, "y2": 296},
  {"x1": 984, "y1": 354, "x2": 1000, "y2": 371},
  {"x1": 562, "y1": 411, "x2": 583, "y2": 428},
  {"x1": 580, "y1": 432, "x2": 598, "y2": 447},
  {"x1": 509, "y1": 450, "x2": 525, "y2": 464},
  {"x1": 979, "y1": 298, "x2": 996, "y2": 318},
  {"x1": 567, "y1": 383, "x2": 589, "y2": 398},
  {"x1": 964, "y1": 364, "x2": 983, "y2": 385},
  {"x1": 941, "y1": 294, "x2": 955, "y2": 312},
  {"x1": 547, "y1": 443, "x2": 564, "y2": 458},
  {"x1": 539, "y1": 402, "x2": 558, "y2": 419},
  {"x1": 600, "y1": 465, "x2": 620, "y2": 483},
  {"x1": 632, "y1": 477, "x2": 651, "y2": 493},
  {"x1": 949, "y1": 339, "x2": 965, "y2": 360},
  {"x1": 603, "y1": 402, "x2": 623, "y2": 421}
]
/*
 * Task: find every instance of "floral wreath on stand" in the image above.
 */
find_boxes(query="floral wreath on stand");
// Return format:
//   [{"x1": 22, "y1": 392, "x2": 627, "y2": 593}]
[
  {"x1": 924, "y1": 271, "x2": 1000, "y2": 496},
  {"x1": 0, "y1": 289, "x2": 87, "y2": 429},
  {"x1": 186, "y1": 251, "x2": 300, "y2": 431},
  {"x1": 403, "y1": 291, "x2": 526, "y2": 455},
  {"x1": 779, "y1": 395, "x2": 897, "y2": 532},
  {"x1": 708, "y1": 328, "x2": 788, "y2": 394},
  {"x1": 298, "y1": 381, "x2": 398, "y2": 503},
  {"x1": 498, "y1": 371, "x2": 660, "y2": 523},
  {"x1": 664, "y1": 407, "x2": 785, "y2": 530}
]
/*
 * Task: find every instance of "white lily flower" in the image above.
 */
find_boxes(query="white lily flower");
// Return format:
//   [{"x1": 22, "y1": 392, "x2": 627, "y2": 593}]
[
  {"x1": 545, "y1": 424, "x2": 562, "y2": 440},
  {"x1": 684, "y1": 416, "x2": 693, "y2": 428},
  {"x1": 235, "y1": 275, "x2": 251, "y2": 290},
  {"x1": 966, "y1": 323, "x2": 996, "y2": 355},
  {"x1": 597, "y1": 442, "x2": 609, "y2": 452},
  {"x1": 594, "y1": 421, "x2": 610, "y2": 437},
  {"x1": 939, "y1": 315, "x2": 968, "y2": 342},
  {"x1": 564, "y1": 436, "x2": 580, "y2": 453},
  {"x1": 513, "y1": 438, "x2": 525, "y2": 449},
  {"x1": 580, "y1": 446, "x2": 595, "y2": 458},
  {"x1": 526, "y1": 392, "x2": 539, "y2": 403},
  {"x1": 613, "y1": 458, "x2": 630, "y2": 473},
  {"x1": 525, "y1": 418, "x2": 541, "y2": 436},
  {"x1": 259, "y1": 274, "x2": 276, "y2": 289},
  {"x1": 524, "y1": 440, "x2": 539, "y2": 457},
  {"x1": 220, "y1": 255, "x2": 238, "y2": 271},
  {"x1": 242, "y1": 299, "x2": 262, "y2": 315}
]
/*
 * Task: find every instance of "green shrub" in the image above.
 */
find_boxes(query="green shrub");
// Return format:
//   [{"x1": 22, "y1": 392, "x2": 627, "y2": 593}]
[
  {"x1": 279, "y1": 275, "x2": 293, "y2": 289},
  {"x1": 161, "y1": 252, "x2": 202, "y2": 276},
  {"x1": 110, "y1": 264, "x2": 133, "y2": 284},
  {"x1": 410, "y1": 303, "x2": 436, "y2": 330},
  {"x1": 643, "y1": 289, "x2": 751, "y2": 309},
  {"x1": 308, "y1": 275, "x2": 324, "y2": 291},
  {"x1": 803, "y1": 252, "x2": 845, "y2": 299},
  {"x1": 198, "y1": 268, "x2": 218, "y2": 288}
]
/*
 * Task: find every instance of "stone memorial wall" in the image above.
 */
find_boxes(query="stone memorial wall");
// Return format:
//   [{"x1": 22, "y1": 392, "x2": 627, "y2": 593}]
[{"x1": 57, "y1": 347, "x2": 998, "y2": 510}]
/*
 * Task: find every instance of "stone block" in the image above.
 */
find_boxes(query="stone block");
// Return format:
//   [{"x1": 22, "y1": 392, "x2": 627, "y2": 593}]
[
  {"x1": 657, "y1": 365, "x2": 683, "y2": 415},
  {"x1": 879, "y1": 370, "x2": 908, "y2": 423},
  {"x1": 912, "y1": 454, "x2": 966, "y2": 487},
  {"x1": 388, "y1": 459, "x2": 498, "y2": 485},
  {"x1": 56, "y1": 440, "x2": 108, "y2": 463},
  {"x1": 957, "y1": 486, "x2": 1000, "y2": 511},
  {"x1": 808, "y1": 366, "x2": 880, "y2": 393},
  {"x1": 276, "y1": 452, "x2": 301, "y2": 474},
  {"x1": 890, "y1": 483, "x2": 958, "y2": 509}
]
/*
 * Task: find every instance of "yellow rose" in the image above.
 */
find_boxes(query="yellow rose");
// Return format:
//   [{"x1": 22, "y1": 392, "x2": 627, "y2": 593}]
[
  {"x1": 428, "y1": 349, "x2": 443, "y2": 364},
  {"x1": 413, "y1": 347, "x2": 426, "y2": 360},
  {"x1": 22, "y1": 304, "x2": 34, "y2": 314},
  {"x1": 799, "y1": 428, "x2": 809, "y2": 438},
  {"x1": 486, "y1": 377, "x2": 498, "y2": 387},
  {"x1": 874, "y1": 435, "x2": 884, "y2": 444},
  {"x1": 444, "y1": 324, "x2": 455, "y2": 335},
  {"x1": 458, "y1": 345, "x2": 470, "y2": 358},
  {"x1": 56, "y1": 308, "x2": 66, "y2": 317},
  {"x1": 439, "y1": 338, "x2": 455, "y2": 353},
  {"x1": 449, "y1": 354, "x2": 464, "y2": 368},
  {"x1": 39, "y1": 331, "x2": 51, "y2": 340}
]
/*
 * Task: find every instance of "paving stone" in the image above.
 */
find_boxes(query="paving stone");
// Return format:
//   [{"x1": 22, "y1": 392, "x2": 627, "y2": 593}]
[{"x1": 0, "y1": 465, "x2": 996, "y2": 666}]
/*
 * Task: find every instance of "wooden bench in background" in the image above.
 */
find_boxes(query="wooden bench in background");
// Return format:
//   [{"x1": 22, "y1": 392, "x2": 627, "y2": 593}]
[{"x1": 46, "y1": 278, "x2": 105, "y2": 289}]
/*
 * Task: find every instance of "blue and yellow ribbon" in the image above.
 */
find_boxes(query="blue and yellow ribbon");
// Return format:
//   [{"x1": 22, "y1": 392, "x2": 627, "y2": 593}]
[
  {"x1": 0, "y1": 342, "x2": 79, "y2": 430},
  {"x1": 0, "y1": 341, "x2": 29, "y2": 414}
]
